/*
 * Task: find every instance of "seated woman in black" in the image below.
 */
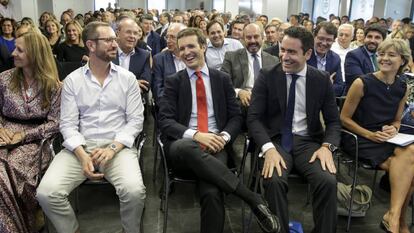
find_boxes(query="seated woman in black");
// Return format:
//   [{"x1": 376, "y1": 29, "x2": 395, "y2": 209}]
[
  {"x1": 341, "y1": 39, "x2": 412, "y2": 233},
  {"x1": 55, "y1": 20, "x2": 87, "y2": 63}
]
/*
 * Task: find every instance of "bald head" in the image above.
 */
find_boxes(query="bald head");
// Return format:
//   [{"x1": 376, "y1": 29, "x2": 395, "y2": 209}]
[{"x1": 243, "y1": 23, "x2": 263, "y2": 54}]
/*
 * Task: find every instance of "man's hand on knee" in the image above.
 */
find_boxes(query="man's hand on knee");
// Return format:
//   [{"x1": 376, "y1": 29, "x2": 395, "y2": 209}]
[
  {"x1": 309, "y1": 147, "x2": 337, "y2": 174},
  {"x1": 91, "y1": 148, "x2": 116, "y2": 168},
  {"x1": 262, "y1": 148, "x2": 287, "y2": 178}
]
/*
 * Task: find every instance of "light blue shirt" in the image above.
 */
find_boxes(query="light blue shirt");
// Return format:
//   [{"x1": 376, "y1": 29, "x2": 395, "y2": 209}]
[
  {"x1": 60, "y1": 62, "x2": 144, "y2": 151},
  {"x1": 206, "y1": 38, "x2": 244, "y2": 70},
  {"x1": 315, "y1": 50, "x2": 327, "y2": 71}
]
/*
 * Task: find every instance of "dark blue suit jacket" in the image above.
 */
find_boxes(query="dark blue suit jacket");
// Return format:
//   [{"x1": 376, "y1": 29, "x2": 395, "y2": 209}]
[
  {"x1": 152, "y1": 50, "x2": 177, "y2": 101},
  {"x1": 307, "y1": 50, "x2": 344, "y2": 96},
  {"x1": 344, "y1": 46, "x2": 375, "y2": 92},
  {"x1": 146, "y1": 31, "x2": 161, "y2": 56},
  {"x1": 113, "y1": 47, "x2": 151, "y2": 91}
]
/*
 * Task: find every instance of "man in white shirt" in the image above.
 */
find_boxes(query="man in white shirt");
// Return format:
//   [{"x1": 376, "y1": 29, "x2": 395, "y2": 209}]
[
  {"x1": 205, "y1": 20, "x2": 244, "y2": 70},
  {"x1": 37, "y1": 22, "x2": 145, "y2": 233},
  {"x1": 331, "y1": 23, "x2": 355, "y2": 84},
  {"x1": 0, "y1": 0, "x2": 13, "y2": 19}
]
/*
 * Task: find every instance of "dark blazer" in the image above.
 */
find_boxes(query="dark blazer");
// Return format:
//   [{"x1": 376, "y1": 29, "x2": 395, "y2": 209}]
[
  {"x1": 146, "y1": 31, "x2": 161, "y2": 56},
  {"x1": 113, "y1": 47, "x2": 152, "y2": 87},
  {"x1": 344, "y1": 46, "x2": 374, "y2": 92},
  {"x1": 307, "y1": 50, "x2": 345, "y2": 96},
  {"x1": 264, "y1": 43, "x2": 280, "y2": 57},
  {"x1": 221, "y1": 48, "x2": 279, "y2": 89},
  {"x1": 247, "y1": 63, "x2": 341, "y2": 149},
  {"x1": 152, "y1": 50, "x2": 176, "y2": 101},
  {"x1": 158, "y1": 68, "x2": 243, "y2": 151}
]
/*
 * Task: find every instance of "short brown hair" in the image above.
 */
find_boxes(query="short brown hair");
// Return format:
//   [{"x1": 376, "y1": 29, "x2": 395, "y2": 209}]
[
  {"x1": 177, "y1": 27, "x2": 207, "y2": 47},
  {"x1": 206, "y1": 20, "x2": 224, "y2": 34},
  {"x1": 82, "y1": 21, "x2": 110, "y2": 46}
]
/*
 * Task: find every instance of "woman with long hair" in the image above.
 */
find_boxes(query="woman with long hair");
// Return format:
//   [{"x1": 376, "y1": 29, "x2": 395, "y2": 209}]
[
  {"x1": 44, "y1": 19, "x2": 62, "y2": 55},
  {"x1": 0, "y1": 31, "x2": 61, "y2": 233},
  {"x1": 350, "y1": 27, "x2": 365, "y2": 48},
  {"x1": 55, "y1": 20, "x2": 88, "y2": 62},
  {"x1": 341, "y1": 39, "x2": 413, "y2": 233}
]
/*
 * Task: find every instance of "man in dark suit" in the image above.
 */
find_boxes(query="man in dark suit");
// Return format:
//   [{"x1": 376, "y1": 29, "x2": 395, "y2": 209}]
[
  {"x1": 264, "y1": 22, "x2": 291, "y2": 57},
  {"x1": 344, "y1": 24, "x2": 386, "y2": 92},
  {"x1": 155, "y1": 12, "x2": 171, "y2": 50},
  {"x1": 222, "y1": 23, "x2": 279, "y2": 110},
  {"x1": 140, "y1": 14, "x2": 161, "y2": 56},
  {"x1": 152, "y1": 23, "x2": 187, "y2": 101},
  {"x1": 158, "y1": 28, "x2": 279, "y2": 233},
  {"x1": 307, "y1": 22, "x2": 345, "y2": 96},
  {"x1": 114, "y1": 17, "x2": 151, "y2": 93},
  {"x1": 247, "y1": 26, "x2": 341, "y2": 233}
]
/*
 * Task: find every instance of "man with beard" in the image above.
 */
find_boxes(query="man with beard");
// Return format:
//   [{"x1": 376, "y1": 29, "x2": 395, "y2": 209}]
[
  {"x1": 344, "y1": 24, "x2": 386, "y2": 92},
  {"x1": 222, "y1": 23, "x2": 278, "y2": 114},
  {"x1": 158, "y1": 27, "x2": 280, "y2": 233},
  {"x1": 307, "y1": 22, "x2": 344, "y2": 96},
  {"x1": 247, "y1": 26, "x2": 340, "y2": 233},
  {"x1": 0, "y1": 0, "x2": 13, "y2": 19},
  {"x1": 114, "y1": 17, "x2": 151, "y2": 93},
  {"x1": 205, "y1": 20, "x2": 243, "y2": 70},
  {"x1": 37, "y1": 22, "x2": 146, "y2": 233}
]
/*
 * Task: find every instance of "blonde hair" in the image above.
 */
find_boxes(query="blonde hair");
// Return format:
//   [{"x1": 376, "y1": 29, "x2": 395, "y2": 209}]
[
  {"x1": 64, "y1": 20, "x2": 84, "y2": 47},
  {"x1": 45, "y1": 18, "x2": 62, "y2": 38},
  {"x1": 11, "y1": 32, "x2": 60, "y2": 109},
  {"x1": 377, "y1": 38, "x2": 412, "y2": 74}
]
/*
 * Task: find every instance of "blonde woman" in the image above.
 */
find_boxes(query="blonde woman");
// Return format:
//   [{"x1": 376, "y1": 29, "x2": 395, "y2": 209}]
[
  {"x1": 56, "y1": 20, "x2": 88, "y2": 62},
  {"x1": 45, "y1": 19, "x2": 62, "y2": 54},
  {"x1": 341, "y1": 39, "x2": 413, "y2": 233},
  {"x1": 0, "y1": 32, "x2": 61, "y2": 233}
]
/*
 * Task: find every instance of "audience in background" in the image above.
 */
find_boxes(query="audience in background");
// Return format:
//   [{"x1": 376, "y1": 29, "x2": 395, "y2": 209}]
[
  {"x1": 0, "y1": 17, "x2": 15, "y2": 56},
  {"x1": 55, "y1": 20, "x2": 87, "y2": 62}
]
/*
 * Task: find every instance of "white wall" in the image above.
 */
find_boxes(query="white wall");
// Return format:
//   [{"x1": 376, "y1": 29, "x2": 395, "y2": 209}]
[
  {"x1": 262, "y1": 0, "x2": 288, "y2": 22},
  {"x1": 225, "y1": 0, "x2": 239, "y2": 18},
  {"x1": 384, "y1": 0, "x2": 412, "y2": 19},
  {"x1": 52, "y1": 0, "x2": 94, "y2": 18},
  {"x1": 118, "y1": 0, "x2": 146, "y2": 10}
]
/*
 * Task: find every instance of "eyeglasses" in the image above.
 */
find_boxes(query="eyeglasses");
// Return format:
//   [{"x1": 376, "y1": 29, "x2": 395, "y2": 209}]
[
  {"x1": 316, "y1": 36, "x2": 334, "y2": 44},
  {"x1": 90, "y1": 37, "x2": 118, "y2": 43}
]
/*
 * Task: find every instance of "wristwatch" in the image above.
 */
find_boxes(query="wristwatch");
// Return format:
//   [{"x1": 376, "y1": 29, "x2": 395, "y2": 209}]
[
  {"x1": 322, "y1": 143, "x2": 338, "y2": 153},
  {"x1": 108, "y1": 143, "x2": 118, "y2": 153}
]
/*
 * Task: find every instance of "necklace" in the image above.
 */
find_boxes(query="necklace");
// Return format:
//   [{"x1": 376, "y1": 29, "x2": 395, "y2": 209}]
[{"x1": 23, "y1": 79, "x2": 36, "y2": 100}]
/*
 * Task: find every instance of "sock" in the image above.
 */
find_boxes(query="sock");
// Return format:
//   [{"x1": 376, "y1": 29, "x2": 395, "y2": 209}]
[{"x1": 233, "y1": 182, "x2": 264, "y2": 208}]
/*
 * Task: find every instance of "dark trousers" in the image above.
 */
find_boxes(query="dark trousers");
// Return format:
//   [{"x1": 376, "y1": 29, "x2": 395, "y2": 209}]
[
  {"x1": 260, "y1": 136, "x2": 337, "y2": 233},
  {"x1": 167, "y1": 139, "x2": 240, "y2": 233}
]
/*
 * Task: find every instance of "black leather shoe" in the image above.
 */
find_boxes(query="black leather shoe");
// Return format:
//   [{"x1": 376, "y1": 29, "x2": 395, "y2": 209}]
[{"x1": 252, "y1": 204, "x2": 280, "y2": 233}]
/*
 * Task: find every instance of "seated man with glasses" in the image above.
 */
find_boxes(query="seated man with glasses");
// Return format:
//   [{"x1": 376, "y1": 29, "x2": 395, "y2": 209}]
[
  {"x1": 307, "y1": 21, "x2": 345, "y2": 96},
  {"x1": 37, "y1": 22, "x2": 146, "y2": 233}
]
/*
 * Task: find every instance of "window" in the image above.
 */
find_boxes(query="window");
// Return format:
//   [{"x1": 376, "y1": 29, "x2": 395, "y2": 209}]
[
  {"x1": 312, "y1": 0, "x2": 340, "y2": 21},
  {"x1": 94, "y1": 0, "x2": 117, "y2": 11},
  {"x1": 148, "y1": 0, "x2": 166, "y2": 12}
]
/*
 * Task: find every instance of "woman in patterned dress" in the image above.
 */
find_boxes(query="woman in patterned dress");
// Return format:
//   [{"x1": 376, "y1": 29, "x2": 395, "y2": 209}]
[{"x1": 0, "y1": 31, "x2": 61, "y2": 233}]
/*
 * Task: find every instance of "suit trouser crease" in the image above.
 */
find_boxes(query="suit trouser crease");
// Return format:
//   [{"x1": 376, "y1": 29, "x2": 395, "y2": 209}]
[{"x1": 36, "y1": 139, "x2": 146, "y2": 233}]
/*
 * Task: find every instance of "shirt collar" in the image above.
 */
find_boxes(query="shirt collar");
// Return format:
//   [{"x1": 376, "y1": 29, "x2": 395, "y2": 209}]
[
  {"x1": 363, "y1": 46, "x2": 375, "y2": 56},
  {"x1": 83, "y1": 61, "x2": 118, "y2": 78},
  {"x1": 207, "y1": 38, "x2": 228, "y2": 48},
  {"x1": 314, "y1": 49, "x2": 327, "y2": 60},
  {"x1": 186, "y1": 64, "x2": 209, "y2": 78},
  {"x1": 286, "y1": 64, "x2": 307, "y2": 77},
  {"x1": 118, "y1": 47, "x2": 135, "y2": 57},
  {"x1": 246, "y1": 48, "x2": 262, "y2": 58}
]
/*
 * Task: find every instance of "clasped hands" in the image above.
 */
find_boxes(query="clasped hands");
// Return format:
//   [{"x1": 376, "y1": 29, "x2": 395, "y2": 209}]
[
  {"x1": 193, "y1": 132, "x2": 227, "y2": 154},
  {"x1": 80, "y1": 147, "x2": 116, "y2": 180},
  {"x1": 0, "y1": 128, "x2": 25, "y2": 146},
  {"x1": 368, "y1": 125, "x2": 398, "y2": 143},
  {"x1": 262, "y1": 145, "x2": 336, "y2": 179}
]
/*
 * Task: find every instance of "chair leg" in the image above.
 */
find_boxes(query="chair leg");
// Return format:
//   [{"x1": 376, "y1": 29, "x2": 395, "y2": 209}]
[
  {"x1": 346, "y1": 161, "x2": 359, "y2": 232},
  {"x1": 153, "y1": 141, "x2": 159, "y2": 183},
  {"x1": 163, "y1": 181, "x2": 170, "y2": 233},
  {"x1": 371, "y1": 170, "x2": 378, "y2": 196}
]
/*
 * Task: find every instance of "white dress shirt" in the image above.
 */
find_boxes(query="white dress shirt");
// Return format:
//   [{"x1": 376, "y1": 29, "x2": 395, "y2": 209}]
[
  {"x1": 182, "y1": 64, "x2": 231, "y2": 141},
  {"x1": 331, "y1": 41, "x2": 355, "y2": 82},
  {"x1": 261, "y1": 65, "x2": 309, "y2": 156},
  {"x1": 172, "y1": 53, "x2": 187, "y2": 72},
  {"x1": 60, "y1": 63, "x2": 144, "y2": 151},
  {"x1": 118, "y1": 47, "x2": 135, "y2": 70},
  {"x1": 234, "y1": 49, "x2": 263, "y2": 96}
]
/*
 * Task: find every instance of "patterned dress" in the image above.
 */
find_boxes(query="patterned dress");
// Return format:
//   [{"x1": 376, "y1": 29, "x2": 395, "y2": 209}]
[{"x1": 0, "y1": 69, "x2": 61, "y2": 233}]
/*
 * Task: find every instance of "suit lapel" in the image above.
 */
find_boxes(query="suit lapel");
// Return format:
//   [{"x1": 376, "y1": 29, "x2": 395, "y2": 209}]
[
  {"x1": 262, "y1": 52, "x2": 274, "y2": 67},
  {"x1": 275, "y1": 65, "x2": 287, "y2": 116},
  {"x1": 209, "y1": 69, "x2": 220, "y2": 118},
  {"x1": 305, "y1": 67, "x2": 316, "y2": 119},
  {"x1": 113, "y1": 52, "x2": 120, "y2": 65},
  {"x1": 166, "y1": 51, "x2": 177, "y2": 73},
  {"x1": 180, "y1": 71, "x2": 192, "y2": 125},
  {"x1": 129, "y1": 52, "x2": 138, "y2": 73},
  {"x1": 239, "y1": 49, "x2": 249, "y2": 86}
]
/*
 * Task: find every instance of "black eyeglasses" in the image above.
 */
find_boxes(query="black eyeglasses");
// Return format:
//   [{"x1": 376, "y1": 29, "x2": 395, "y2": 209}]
[{"x1": 89, "y1": 37, "x2": 118, "y2": 43}]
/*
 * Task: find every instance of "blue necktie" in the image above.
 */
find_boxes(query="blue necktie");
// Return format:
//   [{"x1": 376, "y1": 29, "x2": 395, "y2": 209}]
[
  {"x1": 252, "y1": 54, "x2": 260, "y2": 79},
  {"x1": 281, "y1": 74, "x2": 299, "y2": 153}
]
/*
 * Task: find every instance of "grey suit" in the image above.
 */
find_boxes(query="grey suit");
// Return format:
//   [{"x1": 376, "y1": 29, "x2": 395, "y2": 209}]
[{"x1": 221, "y1": 49, "x2": 279, "y2": 89}]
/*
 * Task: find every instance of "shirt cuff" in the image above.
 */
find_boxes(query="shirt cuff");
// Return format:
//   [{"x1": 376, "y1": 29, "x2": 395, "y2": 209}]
[
  {"x1": 259, "y1": 142, "x2": 275, "y2": 158},
  {"x1": 183, "y1": 129, "x2": 198, "y2": 139},
  {"x1": 235, "y1": 88, "x2": 241, "y2": 98},
  {"x1": 114, "y1": 133, "x2": 136, "y2": 148},
  {"x1": 63, "y1": 135, "x2": 86, "y2": 152},
  {"x1": 220, "y1": 131, "x2": 231, "y2": 143}
]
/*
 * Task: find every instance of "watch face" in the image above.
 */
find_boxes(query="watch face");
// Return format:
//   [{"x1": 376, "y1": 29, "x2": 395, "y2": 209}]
[{"x1": 110, "y1": 144, "x2": 117, "y2": 150}]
